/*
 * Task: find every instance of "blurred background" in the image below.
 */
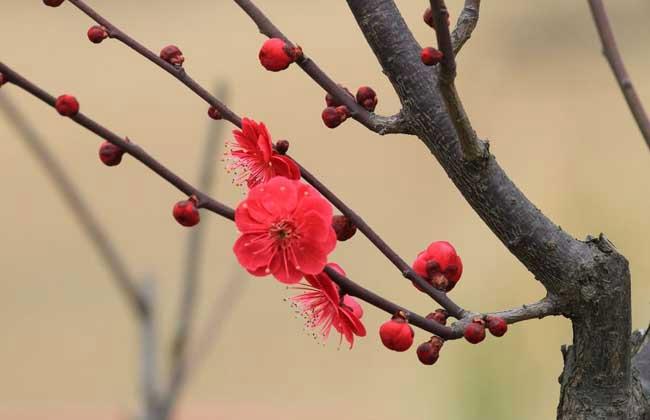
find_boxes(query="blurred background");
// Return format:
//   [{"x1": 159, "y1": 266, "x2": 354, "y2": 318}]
[{"x1": 1, "y1": 1, "x2": 649, "y2": 419}]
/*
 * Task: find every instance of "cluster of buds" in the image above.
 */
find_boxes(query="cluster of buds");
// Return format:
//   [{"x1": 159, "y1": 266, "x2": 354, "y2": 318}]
[
  {"x1": 43, "y1": 0, "x2": 65, "y2": 6},
  {"x1": 321, "y1": 85, "x2": 378, "y2": 128},
  {"x1": 464, "y1": 315, "x2": 508, "y2": 344},
  {"x1": 380, "y1": 312, "x2": 445, "y2": 365},
  {"x1": 258, "y1": 38, "x2": 303, "y2": 72},
  {"x1": 0, "y1": 73, "x2": 7, "y2": 88}
]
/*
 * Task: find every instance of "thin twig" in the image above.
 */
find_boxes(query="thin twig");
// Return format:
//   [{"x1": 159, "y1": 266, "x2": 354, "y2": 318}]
[
  {"x1": 163, "y1": 84, "x2": 229, "y2": 418},
  {"x1": 232, "y1": 0, "x2": 409, "y2": 135},
  {"x1": 0, "y1": 94, "x2": 147, "y2": 317},
  {"x1": 187, "y1": 268, "x2": 247, "y2": 376},
  {"x1": 429, "y1": 1, "x2": 485, "y2": 161},
  {"x1": 138, "y1": 276, "x2": 161, "y2": 420},
  {"x1": 0, "y1": 62, "x2": 235, "y2": 221},
  {"x1": 587, "y1": 0, "x2": 650, "y2": 150},
  {"x1": 67, "y1": 0, "x2": 241, "y2": 128},
  {"x1": 451, "y1": 0, "x2": 481, "y2": 56},
  {"x1": 429, "y1": 0, "x2": 456, "y2": 80}
]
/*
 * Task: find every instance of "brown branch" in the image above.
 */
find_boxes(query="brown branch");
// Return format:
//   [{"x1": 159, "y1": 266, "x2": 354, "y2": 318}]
[
  {"x1": 451, "y1": 0, "x2": 481, "y2": 56},
  {"x1": 326, "y1": 267, "x2": 460, "y2": 339},
  {"x1": 67, "y1": 0, "x2": 242, "y2": 128},
  {"x1": 0, "y1": 62, "x2": 464, "y2": 340},
  {"x1": 587, "y1": 0, "x2": 650, "y2": 150},
  {"x1": 0, "y1": 62, "x2": 235, "y2": 222},
  {"x1": 299, "y1": 164, "x2": 467, "y2": 319},
  {"x1": 0, "y1": 93, "x2": 147, "y2": 318},
  {"x1": 232, "y1": 0, "x2": 410, "y2": 135}
]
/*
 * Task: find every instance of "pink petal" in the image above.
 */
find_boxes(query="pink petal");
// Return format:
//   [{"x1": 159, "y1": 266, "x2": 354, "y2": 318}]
[{"x1": 233, "y1": 233, "x2": 275, "y2": 271}]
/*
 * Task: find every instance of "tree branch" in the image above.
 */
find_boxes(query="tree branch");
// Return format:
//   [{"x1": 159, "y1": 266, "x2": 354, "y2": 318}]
[
  {"x1": 0, "y1": 93, "x2": 147, "y2": 318},
  {"x1": 587, "y1": 0, "x2": 650, "y2": 151},
  {"x1": 326, "y1": 267, "x2": 460, "y2": 339},
  {"x1": 186, "y1": 267, "x2": 247, "y2": 377},
  {"x1": 67, "y1": 0, "x2": 242, "y2": 128},
  {"x1": 429, "y1": 0, "x2": 456, "y2": 79},
  {"x1": 0, "y1": 63, "x2": 465, "y2": 341},
  {"x1": 428, "y1": 1, "x2": 485, "y2": 161},
  {"x1": 232, "y1": 0, "x2": 411, "y2": 135},
  {"x1": 0, "y1": 62, "x2": 235, "y2": 222},
  {"x1": 54, "y1": 1, "x2": 466, "y2": 316},
  {"x1": 299, "y1": 164, "x2": 467, "y2": 319},
  {"x1": 451, "y1": 0, "x2": 481, "y2": 56},
  {"x1": 163, "y1": 84, "x2": 228, "y2": 419},
  {"x1": 138, "y1": 277, "x2": 162, "y2": 420}
]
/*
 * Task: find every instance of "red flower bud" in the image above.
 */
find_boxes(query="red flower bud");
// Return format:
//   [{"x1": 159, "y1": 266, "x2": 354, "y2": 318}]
[
  {"x1": 322, "y1": 107, "x2": 342, "y2": 128},
  {"x1": 173, "y1": 197, "x2": 200, "y2": 227},
  {"x1": 55, "y1": 94, "x2": 79, "y2": 117},
  {"x1": 417, "y1": 336, "x2": 444, "y2": 365},
  {"x1": 98, "y1": 141, "x2": 125, "y2": 167},
  {"x1": 423, "y1": 7, "x2": 451, "y2": 29},
  {"x1": 160, "y1": 45, "x2": 184, "y2": 66},
  {"x1": 0, "y1": 73, "x2": 7, "y2": 87},
  {"x1": 332, "y1": 215, "x2": 357, "y2": 241},
  {"x1": 356, "y1": 86, "x2": 378, "y2": 112},
  {"x1": 425, "y1": 309, "x2": 448, "y2": 325},
  {"x1": 379, "y1": 312, "x2": 414, "y2": 352},
  {"x1": 274, "y1": 139, "x2": 290, "y2": 155},
  {"x1": 464, "y1": 321, "x2": 486, "y2": 344},
  {"x1": 421, "y1": 47, "x2": 444, "y2": 66},
  {"x1": 43, "y1": 0, "x2": 65, "y2": 6},
  {"x1": 423, "y1": 7, "x2": 434, "y2": 28},
  {"x1": 335, "y1": 105, "x2": 349, "y2": 122},
  {"x1": 258, "y1": 38, "x2": 294, "y2": 72},
  {"x1": 412, "y1": 241, "x2": 463, "y2": 293},
  {"x1": 87, "y1": 25, "x2": 108, "y2": 44},
  {"x1": 486, "y1": 316, "x2": 508, "y2": 337},
  {"x1": 325, "y1": 86, "x2": 354, "y2": 107},
  {"x1": 207, "y1": 106, "x2": 222, "y2": 120}
]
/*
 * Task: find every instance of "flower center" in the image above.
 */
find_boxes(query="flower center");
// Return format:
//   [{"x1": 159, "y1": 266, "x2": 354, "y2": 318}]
[{"x1": 270, "y1": 219, "x2": 297, "y2": 244}]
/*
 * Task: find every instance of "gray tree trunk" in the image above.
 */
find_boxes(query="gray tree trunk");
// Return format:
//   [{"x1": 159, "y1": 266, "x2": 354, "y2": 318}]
[{"x1": 346, "y1": 1, "x2": 650, "y2": 418}]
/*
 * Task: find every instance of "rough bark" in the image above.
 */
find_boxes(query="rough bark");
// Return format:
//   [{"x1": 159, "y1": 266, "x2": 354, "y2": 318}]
[{"x1": 345, "y1": 0, "x2": 649, "y2": 418}]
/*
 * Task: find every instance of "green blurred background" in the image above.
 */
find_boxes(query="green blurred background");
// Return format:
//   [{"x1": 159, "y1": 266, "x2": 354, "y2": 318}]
[{"x1": 1, "y1": 1, "x2": 649, "y2": 419}]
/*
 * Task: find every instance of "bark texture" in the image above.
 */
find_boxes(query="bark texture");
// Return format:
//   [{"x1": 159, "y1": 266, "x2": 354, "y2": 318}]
[{"x1": 345, "y1": 1, "x2": 650, "y2": 418}]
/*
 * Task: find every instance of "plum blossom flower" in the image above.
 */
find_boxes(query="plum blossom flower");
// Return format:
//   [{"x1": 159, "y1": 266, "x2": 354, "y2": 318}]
[
  {"x1": 226, "y1": 118, "x2": 300, "y2": 188},
  {"x1": 233, "y1": 176, "x2": 336, "y2": 283},
  {"x1": 291, "y1": 263, "x2": 366, "y2": 348}
]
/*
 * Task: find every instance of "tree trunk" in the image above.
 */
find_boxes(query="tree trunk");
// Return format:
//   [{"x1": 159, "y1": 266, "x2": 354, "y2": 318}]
[{"x1": 345, "y1": 0, "x2": 650, "y2": 417}]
